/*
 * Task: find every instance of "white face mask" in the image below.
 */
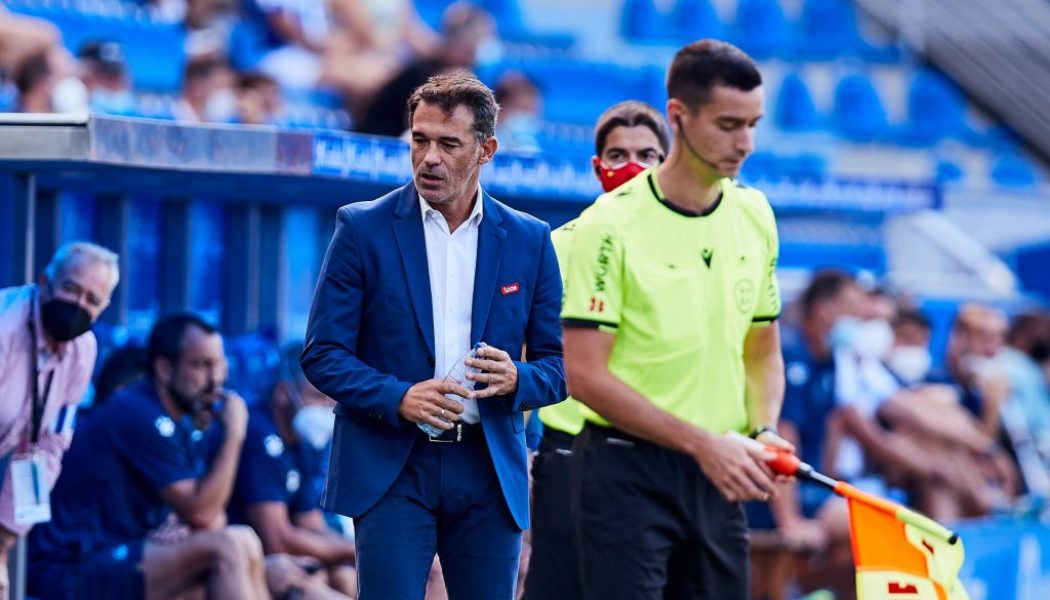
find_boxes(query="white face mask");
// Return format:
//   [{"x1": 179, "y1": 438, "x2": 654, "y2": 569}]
[
  {"x1": 292, "y1": 405, "x2": 335, "y2": 450},
  {"x1": 886, "y1": 345, "x2": 932, "y2": 385},
  {"x1": 828, "y1": 316, "x2": 859, "y2": 349},
  {"x1": 960, "y1": 353, "x2": 1007, "y2": 382},
  {"x1": 850, "y1": 319, "x2": 895, "y2": 360},
  {"x1": 204, "y1": 88, "x2": 238, "y2": 123},
  {"x1": 51, "y1": 76, "x2": 89, "y2": 114}
]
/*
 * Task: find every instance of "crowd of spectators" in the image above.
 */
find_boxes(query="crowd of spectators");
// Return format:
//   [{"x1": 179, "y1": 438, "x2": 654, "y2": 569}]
[
  {"x1": 0, "y1": 0, "x2": 520, "y2": 136},
  {"x1": 747, "y1": 269, "x2": 1050, "y2": 598}
]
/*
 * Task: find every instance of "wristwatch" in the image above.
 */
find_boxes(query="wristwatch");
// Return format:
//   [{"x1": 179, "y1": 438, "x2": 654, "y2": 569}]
[{"x1": 748, "y1": 426, "x2": 778, "y2": 439}]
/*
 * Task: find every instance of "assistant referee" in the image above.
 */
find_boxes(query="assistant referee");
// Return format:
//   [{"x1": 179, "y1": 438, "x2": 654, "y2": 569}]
[
  {"x1": 561, "y1": 40, "x2": 794, "y2": 599},
  {"x1": 522, "y1": 100, "x2": 670, "y2": 600}
]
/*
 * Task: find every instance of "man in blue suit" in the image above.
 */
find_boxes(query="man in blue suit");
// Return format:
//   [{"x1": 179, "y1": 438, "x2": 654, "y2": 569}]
[{"x1": 301, "y1": 71, "x2": 566, "y2": 600}]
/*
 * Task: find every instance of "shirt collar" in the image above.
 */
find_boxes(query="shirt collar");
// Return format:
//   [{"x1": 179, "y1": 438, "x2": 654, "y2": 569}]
[{"x1": 418, "y1": 187, "x2": 485, "y2": 227}]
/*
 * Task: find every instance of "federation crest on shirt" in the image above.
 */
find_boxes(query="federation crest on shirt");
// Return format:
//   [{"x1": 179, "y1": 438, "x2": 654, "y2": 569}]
[
  {"x1": 154, "y1": 416, "x2": 176, "y2": 438},
  {"x1": 264, "y1": 434, "x2": 285, "y2": 457},
  {"x1": 734, "y1": 278, "x2": 756, "y2": 313},
  {"x1": 286, "y1": 469, "x2": 301, "y2": 494}
]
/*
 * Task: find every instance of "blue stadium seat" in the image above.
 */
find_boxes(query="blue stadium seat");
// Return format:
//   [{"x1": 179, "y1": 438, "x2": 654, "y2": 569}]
[
  {"x1": 228, "y1": 18, "x2": 266, "y2": 72},
  {"x1": 934, "y1": 159, "x2": 965, "y2": 184},
  {"x1": 904, "y1": 68, "x2": 968, "y2": 145},
  {"x1": 739, "y1": 150, "x2": 781, "y2": 182},
  {"x1": 495, "y1": 58, "x2": 664, "y2": 125},
  {"x1": 480, "y1": 0, "x2": 576, "y2": 48},
  {"x1": 620, "y1": 0, "x2": 675, "y2": 44},
  {"x1": 774, "y1": 72, "x2": 820, "y2": 131},
  {"x1": 782, "y1": 153, "x2": 827, "y2": 181},
  {"x1": 795, "y1": 0, "x2": 861, "y2": 60},
  {"x1": 990, "y1": 152, "x2": 1039, "y2": 187},
  {"x1": 732, "y1": 0, "x2": 790, "y2": 59},
  {"x1": 673, "y1": 0, "x2": 724, "y2": 44},
  {"x1": 414, "y1": 0, "x2": 454, "y2": 30},
  {"x1": 832, "y1": 73, "x2": 888, "y2": 142},
  {"x1": 7, "y1": 2, "x2": 186, "y2": 92},
  {"x1": 740, "y1": 151, "x2": 827, "y2": 183},
  {"x1": 780, "y1": 242, "x2": 886, "y2": 273}
]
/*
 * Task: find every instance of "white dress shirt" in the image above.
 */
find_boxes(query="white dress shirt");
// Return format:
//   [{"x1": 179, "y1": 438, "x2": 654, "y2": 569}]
[{"x1": 419, "y1": 189, "x2": 484, "y2": 423}]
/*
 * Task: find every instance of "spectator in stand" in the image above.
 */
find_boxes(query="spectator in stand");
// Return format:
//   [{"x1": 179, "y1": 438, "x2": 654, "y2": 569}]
[
  {"x1": 91, "y1": 344, "x2": 149, "y2": 408},
  {"x1": 234, "y1": 70, "x2": 282, "y2": 125},
  {"x1": 227, "y1": 344, "x2": 357, "y2": 599},
  {"x1": 78, "y1": 40, "x2": 137, "y2": 116},
  {"x1": 494, "y1": 72, "x2": 543, "y2": 154},
  {"x1": 329, "y1": 0, "x2": 438, "y2": 62},
  {"x1": 355, "y1": 2, "x2": 495, "y2": 137},
  {"x1": 759, "y1": 272, "x2": 860, "y2": 552},
  {"x1": 875, "y1": 308, "x2": 1020, "y2": 518},
  {"x1": 13, "y1": 50, "x2": 54, "y2": 113},
  {"x1": 0, "y1": 242, "x2": 120, "y2": 599},
  {"x1": 1001, "y1": 313, "x2": 1050, "y2": 436},
  {"x1": 28, "y1": 314, "x2": 269, "y2": 599},
  {"x1": 934, "y1": 304, "x2": 1012, "y2": 435},
  {"x1": 173, "y1": 55, "x2": 237, "y2": 123},
  {"x1": 13, "y1": 46, "x2": 84, "y2": 114},
  {"x1": 0, "y1": 6, "x2": 61, "y2": 81},
  {"x1": 244, "y1": 0, "x2": 399, "y2": 114}
]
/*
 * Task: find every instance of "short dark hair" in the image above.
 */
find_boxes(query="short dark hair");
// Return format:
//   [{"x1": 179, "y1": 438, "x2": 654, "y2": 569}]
[
  {"x1": 15, "y1": 51, "x2": 51, "y2": 96},
  {"x1": 666, "y1": 40, "x2": 762, "y2": 110},
  {"x1": 236, "y1": 71, "x2": 277, "y2": 92},
  {"x1": 94, "y1": 345, "x2": 147, "y2": 406},
  {"x1": 407, "y1": 70, "x2": 498, "y2": 143},
  {"x1": 184, "y1": 55, "x2": 227, "y2": 86},
  {"x1": 800, "y1": 270, "x2": 854, "y2": 317},
  {"x1": 77, "y1": 39, "x2": 127, "y2": 75},
  {"x1": 1007, "y1": 312, "x2": 1049, "y2": 345},
  {"x1": 147, "y1": 313, "x2": 218, "y2": 378},
  {"x1": 893, "y1": 307, "x2": 931, "y2": 331},
  {"x1": 494, "y1": 71, "x2": 539, "y2": 107},
  {"x1": 594, "y1": 100, "x2": 670, "y2": 156}
]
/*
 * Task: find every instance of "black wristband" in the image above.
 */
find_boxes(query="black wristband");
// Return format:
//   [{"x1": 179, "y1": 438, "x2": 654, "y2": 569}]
[{"x1": 749, "y1": 426, "x2": 777, "y2": 439}]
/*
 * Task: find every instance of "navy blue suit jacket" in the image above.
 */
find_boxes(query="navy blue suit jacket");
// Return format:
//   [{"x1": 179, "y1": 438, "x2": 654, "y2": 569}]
[{"x1": 302, "y1": 182, "x2": 566, "y2": 530}]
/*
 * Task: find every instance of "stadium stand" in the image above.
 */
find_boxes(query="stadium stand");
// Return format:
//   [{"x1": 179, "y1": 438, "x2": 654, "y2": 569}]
[{"x1": 0, "y1": 0, "x2": 1048, "y2": 598}]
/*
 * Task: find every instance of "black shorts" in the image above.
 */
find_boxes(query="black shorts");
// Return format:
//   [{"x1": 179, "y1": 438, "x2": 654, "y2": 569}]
[
  {"x1": 570, "y1": 424, "x2": 749, "y2": 600},
  {"x1": 28, "y1": 540, "x2": 146, "y2": 600},
  {"x1": 522, "y1": 427, "x2": 580, "y2": 600}
]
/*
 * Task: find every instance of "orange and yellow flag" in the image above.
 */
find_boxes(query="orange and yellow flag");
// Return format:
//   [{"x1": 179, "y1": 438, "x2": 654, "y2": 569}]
[{"x1": 839, "y1": 482, "x2": 970, "y2": 600}]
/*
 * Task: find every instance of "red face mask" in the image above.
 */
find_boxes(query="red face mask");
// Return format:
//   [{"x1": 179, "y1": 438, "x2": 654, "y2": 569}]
[{"x1": 593, "y1": 157, "x2": 650, "y2": 193}]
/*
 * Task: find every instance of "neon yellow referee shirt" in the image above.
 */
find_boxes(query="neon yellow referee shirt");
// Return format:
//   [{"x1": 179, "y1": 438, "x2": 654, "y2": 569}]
[
  {"x1": 539, "y1": 219, "x2": 590, "y2": 436},
  {"x1": 560, "y1": 168, "x2": 781, "y2": 435}
]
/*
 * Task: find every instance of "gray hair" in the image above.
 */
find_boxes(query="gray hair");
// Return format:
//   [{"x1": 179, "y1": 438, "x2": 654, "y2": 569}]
[{"x1": 44, "y1": 241, "x2": 120, "y2": 289}]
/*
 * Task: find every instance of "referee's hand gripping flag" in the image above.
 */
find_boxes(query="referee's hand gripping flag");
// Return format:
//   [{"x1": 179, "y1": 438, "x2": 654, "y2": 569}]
[{"x1": 730, "y1": 432, "x2": 971, "y2": 600}]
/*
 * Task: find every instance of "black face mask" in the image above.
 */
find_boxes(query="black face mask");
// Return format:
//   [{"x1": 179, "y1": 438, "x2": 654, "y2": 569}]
[{"x1": 40, "y1": 297, "x2": 93, "y2": 342}]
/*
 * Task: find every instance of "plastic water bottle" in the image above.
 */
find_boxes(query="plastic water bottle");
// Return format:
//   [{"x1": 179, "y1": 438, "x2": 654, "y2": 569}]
[{"x1": 418, "y1": 343, "x2": 484, "y2": 437}]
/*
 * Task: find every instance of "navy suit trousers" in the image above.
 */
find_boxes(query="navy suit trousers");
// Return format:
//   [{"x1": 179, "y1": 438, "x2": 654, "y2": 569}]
[{"x1": 354, "y1": 434, "x2": 522, "y2": 600}]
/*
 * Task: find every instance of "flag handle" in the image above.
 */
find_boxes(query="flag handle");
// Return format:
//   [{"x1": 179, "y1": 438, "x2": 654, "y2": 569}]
[{"x1": 728, "y1": 431, "x2": 960, "y2": 544}]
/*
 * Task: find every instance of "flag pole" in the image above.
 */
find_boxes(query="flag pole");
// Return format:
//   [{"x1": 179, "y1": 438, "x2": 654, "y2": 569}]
[{"x1": 728, "y1": 431, "x2": 960, "y2": 544}]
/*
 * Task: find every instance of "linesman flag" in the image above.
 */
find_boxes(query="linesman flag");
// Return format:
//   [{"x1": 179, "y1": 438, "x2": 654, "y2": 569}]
[
  {"x1": 729, "y1": 432, "x2": 970, "y2": 600},
  {"x1": 839, "y1": 482, "x2": 969, "y2": 600}
]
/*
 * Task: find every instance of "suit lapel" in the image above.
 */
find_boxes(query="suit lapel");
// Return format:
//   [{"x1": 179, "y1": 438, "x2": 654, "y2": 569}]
[
  {"x1": 471, "y1": 192, "x2": 506, "y2": 346},
  {"x1": 392, "y1": 185, "x2": 435, "y2": 357}
]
